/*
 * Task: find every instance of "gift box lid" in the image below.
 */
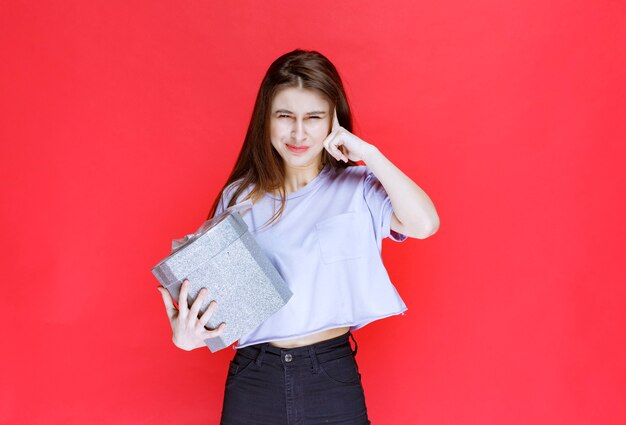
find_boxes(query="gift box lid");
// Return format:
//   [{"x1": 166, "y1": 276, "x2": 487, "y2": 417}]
[
  {"x1": 152, "y1": 200, "x2": 253, "y2": 287},
  {"x1": 151, "y1": 199, "x2": 294, "y2": 352}
]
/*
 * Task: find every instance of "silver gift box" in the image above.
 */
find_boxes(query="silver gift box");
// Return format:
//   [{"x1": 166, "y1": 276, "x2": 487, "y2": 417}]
[{"x1": 152, "y1": 201, "x2": 292, "y2": 352}]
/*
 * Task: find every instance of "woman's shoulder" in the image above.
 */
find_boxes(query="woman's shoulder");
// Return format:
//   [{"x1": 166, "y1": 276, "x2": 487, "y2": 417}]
[
  {"x1": 223, "y1": 178, "x2": 244, "y2": 194},
  {"x1": 339, "y1": 163, "x2": 367, "y2": 172},
  {"x1": 331, "y1": 164, "x2": 373, "y2": 185},
  {"x1": 221, "y1": 178, "x2": 253, "y2": 205}
]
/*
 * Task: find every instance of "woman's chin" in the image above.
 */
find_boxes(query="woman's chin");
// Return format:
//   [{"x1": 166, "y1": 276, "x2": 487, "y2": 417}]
[
  {"x1": 279, "y1": 151, "x2": 320, "y2": 166},
  {"x1": 284, "y1": 157, "x2": 322, "y2": 169}
]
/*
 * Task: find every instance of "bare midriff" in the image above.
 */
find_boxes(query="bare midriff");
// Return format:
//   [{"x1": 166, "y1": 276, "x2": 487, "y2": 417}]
[{"x1": 268, "y1": 326, "x2": 351, "y2": 349}]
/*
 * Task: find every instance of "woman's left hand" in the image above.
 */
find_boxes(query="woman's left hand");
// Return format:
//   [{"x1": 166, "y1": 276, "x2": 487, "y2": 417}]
[{"x1": 323, "y1": 108, "x2": 374, "y2": 163}]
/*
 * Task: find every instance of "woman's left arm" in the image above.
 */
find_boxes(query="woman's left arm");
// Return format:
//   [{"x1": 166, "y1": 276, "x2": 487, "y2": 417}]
[
  {"x1": 361, "y1": 144, "x2": 440, "y2": 239},
  {"x1": 324, "y1": 109, "x2": 440, "y2": 239}
]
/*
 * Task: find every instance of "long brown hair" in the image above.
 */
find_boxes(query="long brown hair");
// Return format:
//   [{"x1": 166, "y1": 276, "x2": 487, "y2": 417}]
[{"x1": 207, "y1": 49, "x2": 358, "y2": 229}]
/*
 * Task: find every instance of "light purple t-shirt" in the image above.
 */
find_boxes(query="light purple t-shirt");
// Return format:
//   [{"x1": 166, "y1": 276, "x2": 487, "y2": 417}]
[{"x1": 214, "y1": 163, "x2": 408, "y2": 349}]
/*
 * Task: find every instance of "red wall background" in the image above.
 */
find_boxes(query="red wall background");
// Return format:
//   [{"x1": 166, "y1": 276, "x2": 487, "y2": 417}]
[{"x1": 1, "y1": 1, "x2": 624, "y2": 424}]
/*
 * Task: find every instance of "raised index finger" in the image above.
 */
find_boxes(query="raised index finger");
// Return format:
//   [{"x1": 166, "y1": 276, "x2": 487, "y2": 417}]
[{"x1": 331, "y1": 106, "x2": 340, "y2": 132}]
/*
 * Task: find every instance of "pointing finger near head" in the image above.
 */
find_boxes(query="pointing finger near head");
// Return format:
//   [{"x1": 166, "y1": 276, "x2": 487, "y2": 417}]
[
  {"x1": 323, "y1": 116, "x2": 337, "y2": 149},
  {"x1": 332, "y1": 106, "x2": 340, "y2": 132},
  {"x1": 329, "y1": 133, "x2": 345, "y2": 161},
  {"x1": 323, "y1": 131, "x2": 335, "y2": 152},
  {"x1": 323, "y1": 130, "x2": 342, "y2": 161},
  {"x1": 324, "y1": 106, "x2": 340, "y2": 144}
]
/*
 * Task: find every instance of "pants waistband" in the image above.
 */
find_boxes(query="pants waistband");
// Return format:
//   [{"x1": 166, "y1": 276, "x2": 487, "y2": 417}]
[{"x1": 236, "y1": 331, "x2": 358, "y2": 369}]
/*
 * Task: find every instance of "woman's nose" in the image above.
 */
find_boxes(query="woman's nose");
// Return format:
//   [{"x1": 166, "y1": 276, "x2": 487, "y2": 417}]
[{"x1": 291, "y1": 119, "x2": 306, "y2": 141}]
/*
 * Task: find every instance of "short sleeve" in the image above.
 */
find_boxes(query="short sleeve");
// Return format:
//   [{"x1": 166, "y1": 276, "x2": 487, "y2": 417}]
[
  {"x1": 362, "y1": 169, "x2": 408, "y2": 243},
  {"x1": 213, "y1": 181, "x2": 240, "y2": 218},
  {"x1": 213, "y1": 191, "x2": 227, "y2": 217}
]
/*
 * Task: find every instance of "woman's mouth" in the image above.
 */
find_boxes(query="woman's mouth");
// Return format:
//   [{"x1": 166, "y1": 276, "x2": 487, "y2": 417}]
[{"x1": 286, "y1": 144, "x2": 310, "y2": 154}]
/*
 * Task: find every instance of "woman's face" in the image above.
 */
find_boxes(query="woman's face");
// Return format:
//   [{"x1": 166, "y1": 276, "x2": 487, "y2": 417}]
[{"x1": 269, "y1": 86, "x2": 332, "y2": 171}]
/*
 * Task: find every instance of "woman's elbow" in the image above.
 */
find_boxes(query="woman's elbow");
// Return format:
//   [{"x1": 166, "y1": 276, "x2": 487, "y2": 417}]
[{"x1": 415, "y1": 217, "x2": 440, "y2": 239}]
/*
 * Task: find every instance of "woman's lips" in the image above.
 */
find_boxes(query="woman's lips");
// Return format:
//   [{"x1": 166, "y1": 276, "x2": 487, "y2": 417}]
[{"x1": 286, "y1": 144, "x2": 310, "y2": 153}]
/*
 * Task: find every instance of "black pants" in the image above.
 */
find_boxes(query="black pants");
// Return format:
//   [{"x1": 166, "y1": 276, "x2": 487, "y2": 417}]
[{"x1": 220, "y1": 331, "x2": 370, "y2": 425}]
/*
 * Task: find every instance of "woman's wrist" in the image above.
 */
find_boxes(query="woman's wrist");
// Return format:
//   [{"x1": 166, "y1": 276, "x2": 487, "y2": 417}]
[{"x1": 361, "y1": 143, "x2": 380, "y2": 165}]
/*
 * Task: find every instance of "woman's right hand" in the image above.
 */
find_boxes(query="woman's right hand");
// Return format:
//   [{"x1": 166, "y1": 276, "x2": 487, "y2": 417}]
[{"x1": 157, "y1": 279, "x2": 226, "y2": 351}]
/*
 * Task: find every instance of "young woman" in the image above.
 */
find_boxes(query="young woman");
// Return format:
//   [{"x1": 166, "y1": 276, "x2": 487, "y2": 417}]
[{"x1": 157, "y1": 49, "x2": 439, "y2": 424}]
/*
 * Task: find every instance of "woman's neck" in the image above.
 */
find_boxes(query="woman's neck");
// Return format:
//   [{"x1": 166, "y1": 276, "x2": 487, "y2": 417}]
[{"x1": 282, "y1": 161, "x2": 324, "y2": 195}]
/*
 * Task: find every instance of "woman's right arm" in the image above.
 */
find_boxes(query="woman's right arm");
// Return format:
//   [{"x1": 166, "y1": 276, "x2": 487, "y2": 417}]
[{"x1": 157, "y1": 279, "x2": 226, "y2": 351}]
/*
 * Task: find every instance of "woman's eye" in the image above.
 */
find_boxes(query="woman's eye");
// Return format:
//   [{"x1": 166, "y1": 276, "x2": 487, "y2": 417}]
[{"x1": 276, "y1": 114, "x2": 321, "y2": 119}]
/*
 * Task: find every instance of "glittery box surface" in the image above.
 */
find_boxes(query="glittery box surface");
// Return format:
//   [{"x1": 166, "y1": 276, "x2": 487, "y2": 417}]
[{"x1": 152, "y1": 210, "x2": 292, "y2": 352}]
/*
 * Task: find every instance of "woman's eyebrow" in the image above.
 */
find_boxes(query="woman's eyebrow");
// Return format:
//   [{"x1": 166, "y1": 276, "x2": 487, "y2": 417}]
[{"x1": 274, "y1": 109, "x2": 328, "y2": 115}]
